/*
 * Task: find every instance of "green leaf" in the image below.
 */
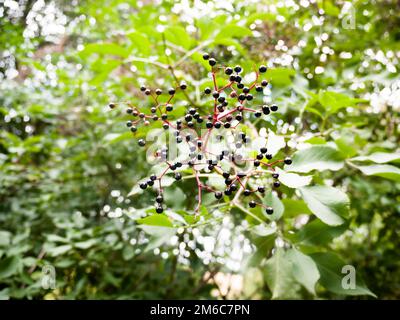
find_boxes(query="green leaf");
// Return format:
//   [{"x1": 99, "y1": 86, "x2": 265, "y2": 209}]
[
  {"x1": 0, "y1": 231, "x2": 11, "y2": 247},
  {"x1": 351, "y1": 152, "x2": 400, "y2": 164},
  {"x1": 318, "y1": 90, "x2": 363, "y2": 115},
  {"x1": 215, "y1": 24, "x2": 252, "y2": 40},
  {"x1": 349, "y1": 163, "x2": 400, "y2": 182},
  {"x1": 265, "y1": 68, "x2": 295, "y2": 87},
  {"x1": 47, "y1": 245, "x2": 73, "y2": 257},
  {"x1": 281, "y1": 199, "x2": 312, "y2": 217},
  {"x1": 264, "y1": 248, "x2": 299, "y2": 299},
  {"x1": 299, "y1": 186, "x2": 349, "y2": 226},
  {"x1": 164, "y1": 26, "x2": 193, "y2": 49},
  {"x1": 74, "y1": 239, "x2": 97, "y2": 250},
  {"x1": 137, "y1": 215, "x2": 173, "y2": 227},
  {"x1": 79, "y1": 43, "x2": 130, "y2": 58},
  {"x1": 0, "y1": 256, "x2": 19, "y2": 279},
  {"x1": 263, "y1": 192, "x2": 284, "y2": 221},
  {"x1": 311, "y1": 252, "x2": 376, "y2": 297},
  {"x1": 292, "y1": 219, "x2": 347, "y2": 246},
  {"x1": 287, "y1": 145, "x2": 345, "y2": 173},
  {"x1": 139, "y1": 225, "x2": 176, "y2": 252},
  {"x1": 286, "y1": 248, "x2": 320, "y2": 295},
  {"x1": 276, "y1": 168, "x2": 312, "y2": 188}
]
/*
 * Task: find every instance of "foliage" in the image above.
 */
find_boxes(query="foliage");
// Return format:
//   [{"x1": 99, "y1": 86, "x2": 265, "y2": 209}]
[{"x1": 0, "y1": 0, "x2": 399, "y2": 300}]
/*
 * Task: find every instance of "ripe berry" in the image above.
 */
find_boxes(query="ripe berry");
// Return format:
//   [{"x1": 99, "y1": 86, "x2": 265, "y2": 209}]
[
  {"x1": 168, "y1": 88, "x2": 175, "y2": 95},
  {"x1": 229, "y1": 75, "x2": 236, "y2": 82},
  {"x1": 246, "y1": 94, "x2": 253, "y2": 101},
  {"x1": 265, "y1": 206, "x2": 274, "y2": 215},
  {"x1": 224, "y1": 189, "x2": 232, "y2": 196},
  {"x1": 259, "y1": 65, "x2": 267, "y2": 73},
  {"x1": 258, "y1": 186, "x2": 265, "y2": 193},
  {"x1": 150, "y1": 174, "x2": 157, "y2": 181},
  {"x1": 139, "y1": 113, "x2": 145, "y2": 118},
  {"x1": 203, "y1": 53, "x2": 210, "y2": 60},
  {"x1": 166, "y1": 104, "x2": 173, "y2": 112},
  {"x1": 249, "y1": 200, "x2": 256, "y2": 208},
  {"x1": 225, "y1": 67, "x2": 233, "y2": 75},
  {"x1": 212, "y1": 91, "x2": 219, "y2": 98},
  {"x1": 162, "y1": 123, "x2": 169, "y2": 130},
  {"x1": 217, "y1": 96, "x2": 225, "y2": 103},
  {"x1": 215, "y1": 191, "x2": 223, "y2": 199},
  {"x1": 244, "y1": 189, "x2": 251, "y2": 196},
  {"x1": 238, "y1": 93, "x2": 246, "y2": 101},
  {"x1": 224, "y1": 122, "x2": 231, "y2": 128},
  {"x1": 255, "y1": 86, "x2": 263, "y2": 92},
  {"x1": 262, "y1": 106, "x2": 270, "y2": 115},
  {"x1": 272, "y1": 173, "x2": 279, "y2": 179},
  {"x1": 237, "y1": 83, "x2": 244, "y2": 89},
  {"x1": 155, "y1": 88, "x2": 162, "y2": 95},
  {"x1": 260, "y1": 147, "x2": 268, "y2": 154},
  {"x1": 187, "y1": 121, "x2": 194, "y2": 128},
  {"x1": 147, "y1": 179, "x2": 154, "y2": 186},
  {"x1": 236, "y1": 114, "x2": 243, "y2": 121},
  {"x1": 156, "y1": 205, "x2": 163, "y2": 214},
  {"x1": 139, "y1": 182, "x2": 147, "y2": 189},
  {"x1": 186, "y1": 134, "x2": 192, "y2": 142},
  {"x1": 254, "y1": 160, "x2": 260, "y2": 167},
  {"x1": 256, "y1": 153, "x2": 263, "y2": 160},
  {"x1": 284, "y1": 157, "x2": 292, "y2": 165},
  {"x1": 161, "y1": 114, "x2": 168, "y2": 120},
  {"x1": 126, "y1": 120, "x2": 132, "y2": 127},
  {"x1": 254, "y1": 111, "x2": 262, "y2": 118},
  {"x1": 273, "y1": 181, "x2": 281, "y2": 188},
  {"x1": 214, "y1": 122, "x2": 222, "y2": 129},
  {"x1": 234, "y1": 65, "x2": 242, "y2": 73},
  {"x1": 185, "y1": 114, "x2": 192, "y2": 122},
  {"x1": 230, "y1": 184, "x2": 238, "y2": 192},
  {"x1": 109, "y1": 103, "x2": 116, "y2": 109},
  {"x1": 180, "y1": 81, "x2": 187, "y2": 90},
  {"x1": 126, "y1": 108, "x2": 133, "y2": 114},
  {"x1": 208, "y1": 58, "x2": 216, "y2": 66},
  {"x1": 204, "y1": 87, "x2": 211, "y2": 94},
  {"x1": 140, "y1": 86, "x2": 146, "y2": 92},
  {"x1": 235, "y1": 75, "x2": 242, "y2": 83},
  {"x1": 270, "y1": 104, "x2": 278, "y2": 112},
  {"x1": 131, "y1": 126, "x2": 137, "y2": 132},
  {"x1": 156, "y1": 195, "x2": 163, "y2": 203},
  {"x1": 138, "y1": 139, "x2": 146, "y2": 147},
  {"x1": 261, "y1": 80, "x2": 268, "y2": 87},
  {"x1": 266, "y1": 154, "x2": 273, "y2": 160},
  {"x1": 175, "y1": 172, "x2": 182, "y2": 180},
  {"x1": 237, "y1": 172, "x2": 246, "y2": 178},
  {"x1": 144, "y1": 89, "x2": 151, "y2": 95},
  {"x1": 176, "y1": 136, "x2": 183, "y2": 143},
  {"x1": 206, "y1": 121, "x2": 213, "y2": 128}
]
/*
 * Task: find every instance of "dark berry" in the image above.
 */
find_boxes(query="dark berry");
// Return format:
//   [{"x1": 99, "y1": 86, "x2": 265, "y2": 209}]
[
  {"x1": 140, "y1": 86, "x2": 146, "y2": 92},
  {"x1": 175, "y1": 172, "x2": 182, "y2": 180},
  {"x1": 284, "y1": 157, "x2": 292, "y2": 165},
  {"x1": 144, "y1": 89, "x2": 151, "y2": 95},
  {"x1": 224, "y1": 122, "x2": 231, "y2": 128},
  {"x1": 126, "y1": 120, "x2": 132, "y2": 127},
  {"x1": 212, "y1": 91, "x2": 219, "y2": 98},
  {"x1": 156, "y1": 195, "x2": 163, "y2": 203},
  {"x1": 262, "y1": 106, "x2": 270, "y2": 115},
  {"x1": 272, "y1": 173, "x2": 279, "y2": 179},
  {"x1": 208, "y1": 58, "x2": 216, "y2": 66},
  {"x1": 265, "y1": 154, "x2": 273, "y2": 160},
  {"x1": 273, "y1": 181, "x2": 281, "y2": 188},
  {"x1": 255, "y1": 111, "x2": 262, "y2": 118},
  {"x1": 155, "y1": 205, "x2": 163, "y2": 214},
  {"x1": 155, "y1": 88, "x2": 162, "y2": 95},
  {"x1": 206, "y1": 121, "x2": 213, "y2": 128},
  {"x1": 214, "y1": 122, "x2": 222, "y2": 129},
  {"x1": 258, "y1": 186, "x2": 265, "y2": 193},
  {"x1": 261, "y1": 80, "x2": 268, "y2": 86},
  {"x1": 204, "y1": 87, "x2": 211, "y2": 94},
  {"x1": 139, "y1": 182, "x2": 147, "y2": 189},
  {"x1": 138, "y1": 139, "x2": 146, "y2": 147},
  {"x1": 109, "y1": 103, "x2": 116, "y2": 109},
  {"x1": 224, "y1": 189, "x2": 232, "y2": 196},
  {"x1": 234, "y1": 65, "x2": 242, "y2": 73},
  {"x1": 126, "y1": 108, "x2": 133, "y2": 114},
  {"x1": 131, "y1": 126, "x2": 137, "y2": 132},
  {"x1": 180, "y1": 81, "x2": 187, "y2": 90},
  {"x1": 163, "y1": 123, "x2": 169, "y2": 130},
  {"x1": 147, "y1": 179, "x2": 154, "y2": 186},
  {"x1": 259, "y1": 65, "x2": 267, "y2": 73},
  {"x1": 244, "y1": 189, "x2": 251, "y2": 196},
  {"x1": 225, "y1": 67, "x2": 233, "y2": 75},
  {"x1": 203, "y1": 53, "x2": 210, "y2": 60},
  {"x1": 254, "y1": 160, "x2": 260, "y2": 167},
  {"x1": 215, "y1": 191, "x2": 223, "y2": 199},
  {"x1": 168, "y1": 88, "x2": 175, "y2": 95},
  {"x1": 256, "y1": 153, "x2": 263, "y2": 160},
  {"x1": 270, "y1": 104, "x2": 278, "y2": 112},
  {"x1": 249, "y1": 200, "x2": 256, "y2": 208},
  {"x1": 150, "y1": 174, "x2": 157, "y2": 181},
  {"x1": 260, "y1": 147, "x2": 268, "y2": 154},
  {"x1": 255, "y1": 86, "x2": 263, "y2": 92},
  {"x1": 265, "y1": 206, "x2": 274, "y2": 215}
]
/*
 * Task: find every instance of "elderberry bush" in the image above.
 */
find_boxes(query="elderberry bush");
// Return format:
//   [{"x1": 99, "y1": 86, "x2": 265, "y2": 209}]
[{"x1": 110, "y1": 55, "x2": 293, "y2": 215}]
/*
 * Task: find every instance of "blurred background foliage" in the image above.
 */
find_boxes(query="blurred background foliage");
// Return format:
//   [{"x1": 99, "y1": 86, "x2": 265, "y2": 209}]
[{"x1": 0, "y1": 0, "x2": 399, "y2": 299}]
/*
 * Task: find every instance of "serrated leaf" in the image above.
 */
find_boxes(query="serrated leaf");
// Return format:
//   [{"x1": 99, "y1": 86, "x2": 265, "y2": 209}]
[
  {"x1": 287, "y1": 145, "x2": 344, "y2": 173},
  {"x1": 351, "y1": 152, "x2": 400, "y2": 164},
  {"x1": 299, "y1": 186, "x2": 349, "y2": 226},
  {"x1": 262, "y1": 192, "x2": 284, "y2": 221},
  {"x1": 292, "y1": 219, "x2": 347, "y2": 245},
  {"x1": 276, "y1": 168, "x2": 312, "y2": 188},
  {"x1": 137, "y1": 215, "x2": 173, "y2": 227},
  {"x1": 349, "y1": 163, "x2": 400, "y2": 182},
  {"x1": 286, "y1": 248, "x2": 320, "y2": 295},
  {"x1": 311, "y1": 252, "x2": 376, "y2": 297}
]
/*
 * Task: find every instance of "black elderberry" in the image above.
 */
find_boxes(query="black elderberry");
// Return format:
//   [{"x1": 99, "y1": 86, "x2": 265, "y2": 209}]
[
  {"x1": 155, "y1": 88, "x2": 162, "y2": 95},
  {"x1": 168, "y1": 88, "x2": 175, "y2": 95},
  {"x1": 186, "y1": 135, "x2": 192, "y2": 142},
  {"x1": 166, "y1": 104, "x2": 173, "y2": 112},
  {"x1": 147, "y1": 179, "x2": 154, "y2": 186},
  {"x1": 262, "y1": 106, "x2": 270, "y2": 115},
  {"x1": 229, "y1": 75, "x2": 236, "y2": 82},
  {"x1": 254, "y1": 160, "x2": 260, "y2": 167},
  {"x1": 238, "y1": 93, "x2": 246, "y2": 101},
  {"x1": 140, "y1": 86, "x2": 146, "y2": 92},
  {"x1": 236, "y1": 114, "x2": 243, "y2": 121},
  {"x1": 130, "y1": 126, "x2": 137, "y2": 132},
  {"x1": 212, "y1": 91, "x2": 220, "y2": 99},
  {"x1": 234, "y1": 65, "x2": 242, "y2": 73},
  {"x1": 265, "y1": 206, "x2": 274, "y2": 215},
  {"x1": 197, "y1": 154, "x2": 203, "y2": 160},
  {"x1": 150, "y1": 107, "x2": 157, "y2": 114},
  {"x1": 189, "y1": 107, "x2": 196, "y2": 115},
  {"x1": 203, "y1": 53, "x2": 210, "y2": 60},
  {"x1": 126, "y1": 120, "x2": 132, "y2": 127},
  {"x1": 208, "y1": 164, "x2": 214, "y2": 170},
  {"x1": 126, "y1": 108, "x2": 133, "y2": 114},
  {"x1": 235, "y1": 75, "x2": 242, "y2": 83},
  {"x1": 255, "y1": 86, "x2": 263, "y2": 92},
  {"x1": 156, "y1": 195, "x2": 163, "y2": 203},
  {"x1": 272, "y1": 173, "x2": 279, "y2": 179},
  {"x1": 150, "y1": 174, "x2": 157, "y2": 181},
  {"x1": 254, "y1": 111, "x2": 262, "y2": 118},
  {"x1": 243, "y1": 87, "x2": 250, "y2": 94},
  {"x1": 187, "y1": 121, "x2": 194, "y2": 128},
  {"x1": 176, "y1": 162, "x2": 182, "y2": 168},
  {"x1": 224, "y1": 178, "x2": 232, "y2": 185},
  {"x1": 139, "y1": 113, "x2": 145, "y2": 118},
  {"x1": 259, "y1": 65, "x2": 267, "y2": 73},
  {"x1": 237, "y1": 83, "x2": 244, "y2": 89},
  {"x1": 215, "y1": 191, "x2": 223, "y2": 199},
  {"x1": 270, "y1": 104, "x2": 278, "y2": 112},
  {"x1": 261, "y1": 80, "x2": 268, "y2": 87},
  {"x1": 185, "y1": 114, "x2": 192, "y2": 122},
  {"x1": 161, "y1": 114, "x2": 168, "y2": 120},
  {"x1": 152, "y1": 115, "x2": 159, "y2": 121},
  {"x1": 176, "y1": 136, "x2": 183, "y2": 143},
  {"x1": 237, "y1": 172, "x2": 246, "y2": 178},
  {"x1": 175, "y1": 172, "x2": 182, "y2": 180},
  {"x1": 249, "y1": 200, "x2": 256, "y2": 208},
  {"x1": 256, "y1": 154, "x2": 263, "y2": 160},
  {"x1": 230, "y1": 184, "x2": 238, "y2": 192},
  {"x1": 284, "y1": 157, "x2": 292, "y2": 165},
  {"x1": 273, "y1": 181, "x2": 281, "y2": 188},
  {"x1": 225, "y1": 67, "x2": 233, "y2": 75},
  {"x1": 246, "y1": 94, "x2": 253, "y2": 101},
  {"x1": 214, "y1": 122, "x2": 222, "y2": 129},
  {"x1": 266, "y1": 154, "x2": 273, "y2": 160},
  {"x1": 224, "y1": 122, "x2": 231, "y2": 128},
  {"x1": 162, "y1": 123, "x2": 169, "y2": 130},
  {"x1": 139, "y1": 182, "x2": 147, "y2": 189},
  {"x1": 222, "y1": 172, "x2": 230, "y2": 179},
  {"x1": 156, "y1": 205, "x2": 163, "y2": 214},
  {"x1": 244, "y1": 189, "x2": 251, "y2": 196},
  {"x1": 109, "y1": 103, "x2": 116, "y2": 109},
  {"x1": 260, "y1": 147, "x2": 268, "y2": 154},
  {"x1": 224, "y1": 189, "x2": 232, "y2": 196},
  {"x1": 197, "y1": 140, "x2": 203, "y2": 147},
  {"x1": 206, "y1": 122, "x2": 213, "y2": 128},
  {"x1": 204, "y1": 87, "x2": 211, "y2": 94},
  {"x1": 138, "y1": 139, "x2": 146, "y2": 147},
  {"x1": 258, "y1": 186, "x2": 265, "y2": 193},
  {"x1": 208, "y1": 58, "x2": 216, "y2": 66},
  {"x1": 218, "y1": 96, "x2": 225, "y2": 103},
  {"x1": 144, "y1": 89, "x2": 151, "y2": 95},
  {"x1": 180, "y1": 81, "x2": 187, "y2": 90}
]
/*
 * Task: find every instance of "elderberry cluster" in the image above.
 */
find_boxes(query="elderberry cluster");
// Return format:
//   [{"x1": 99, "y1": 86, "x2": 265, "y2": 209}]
[{"x1": 109, "y1": 54, "x2": 292, "y2": 216}]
